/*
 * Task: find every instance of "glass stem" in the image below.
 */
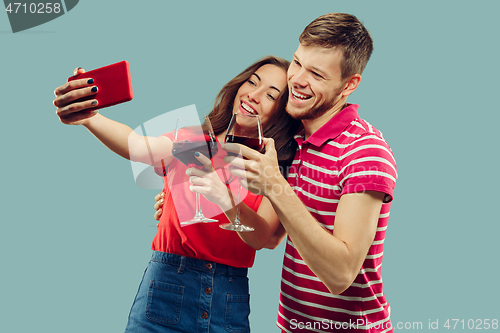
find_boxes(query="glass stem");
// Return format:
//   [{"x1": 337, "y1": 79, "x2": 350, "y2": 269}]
[
  {"x1": 195, "y1": 193, "x2": 202, "y2": 216},
  {"x1": 234, "y1": 185, "x2": 241, "y2": 225}
]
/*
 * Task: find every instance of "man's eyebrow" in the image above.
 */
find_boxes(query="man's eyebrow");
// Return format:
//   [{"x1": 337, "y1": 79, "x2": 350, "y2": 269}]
[
  {"x1": 311, "y1": 66, "x2": 327, "y2": 77},
  {"x1": 294, "y1": 53, "x2": 328, "y2": 77},
  {"x1": 252, "y1": 73, "x2": 281, "y2": 93}
]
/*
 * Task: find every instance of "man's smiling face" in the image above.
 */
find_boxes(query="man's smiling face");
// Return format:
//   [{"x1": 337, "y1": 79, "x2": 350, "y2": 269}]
[{"x1": 286, "y1": 44, "x2": 346, "y2": 120}]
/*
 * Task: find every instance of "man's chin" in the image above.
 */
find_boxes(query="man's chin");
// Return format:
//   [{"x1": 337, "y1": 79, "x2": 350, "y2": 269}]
[
  {"x1": 286, "y1": 104, "x2": 328, "y2": 121},
  {"x1": 286, "y1": 104, "x2": 309, "y2": 120}
]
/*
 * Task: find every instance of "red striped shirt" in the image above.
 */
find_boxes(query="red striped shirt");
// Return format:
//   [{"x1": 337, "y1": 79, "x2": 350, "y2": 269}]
[{"x1": 277, "y1": 104, "x2": 397, "y2": 333}]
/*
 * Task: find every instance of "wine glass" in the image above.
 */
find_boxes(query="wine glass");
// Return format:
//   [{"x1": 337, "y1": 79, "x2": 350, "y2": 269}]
[
  {"x1": 171, "y1": 116, "x2": 219, "y2": 224},
  {"x1": 220, "y1": 113, "x2": 264, "y2": 232}
]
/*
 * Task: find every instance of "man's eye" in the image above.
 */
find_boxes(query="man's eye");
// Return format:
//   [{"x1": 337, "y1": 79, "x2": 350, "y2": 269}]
[
  {"x1": 294, "y1": 60, "x2": 301, "y2": 66},
  {"x1": 313, "y1": 72, "x2": 323, "y2": 79}
]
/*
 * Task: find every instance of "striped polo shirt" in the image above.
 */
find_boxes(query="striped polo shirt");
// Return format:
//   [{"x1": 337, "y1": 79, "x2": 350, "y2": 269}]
[{"x1": 277, "y1": 104, "x2": 397, "y2": 333}]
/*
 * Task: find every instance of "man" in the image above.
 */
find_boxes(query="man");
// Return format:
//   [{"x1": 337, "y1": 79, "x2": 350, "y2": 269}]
[
  {"x1": 155, "y1": 12, "x2": 396, "y2": 332},
  {"x1": 224, "y1": 13, "x2": 397, "y2": 332}
]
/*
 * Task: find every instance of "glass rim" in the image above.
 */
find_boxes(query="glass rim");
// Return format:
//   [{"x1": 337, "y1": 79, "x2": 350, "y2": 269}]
[{"x1": 232, "y1": 111, "x2": 261, "y2": 119}]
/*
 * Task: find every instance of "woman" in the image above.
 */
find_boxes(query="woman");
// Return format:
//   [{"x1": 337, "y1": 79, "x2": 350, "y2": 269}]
[{"x1": 53, "y1": 56, "x2": 299, "y2": 332}]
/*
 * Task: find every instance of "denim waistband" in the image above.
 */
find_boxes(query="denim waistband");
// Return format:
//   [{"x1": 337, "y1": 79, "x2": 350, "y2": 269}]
[{"x1": 150, "y1": 251, "x2": 248, "y2": 277}]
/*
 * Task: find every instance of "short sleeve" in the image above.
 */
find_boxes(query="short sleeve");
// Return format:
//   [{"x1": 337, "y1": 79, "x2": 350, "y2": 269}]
[{"x1": 339, "y1": 134, "x2": 397, "y2": 203}]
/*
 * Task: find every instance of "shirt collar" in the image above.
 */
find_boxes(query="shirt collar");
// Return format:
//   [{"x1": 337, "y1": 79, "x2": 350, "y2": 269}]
[{"x1": 296, "y1": 104, "x2": 360, "y2": 147}]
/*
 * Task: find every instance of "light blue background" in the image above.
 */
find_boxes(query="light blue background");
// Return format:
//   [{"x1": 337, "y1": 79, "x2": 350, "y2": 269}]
[{"x1": 1, "y1": 1, "x2": 499, "y2": 332}]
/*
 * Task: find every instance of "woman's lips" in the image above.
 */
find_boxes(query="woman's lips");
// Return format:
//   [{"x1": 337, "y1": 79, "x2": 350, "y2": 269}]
[{"x1": 240, "y1": 101, "x2": 257, "y2": 115}]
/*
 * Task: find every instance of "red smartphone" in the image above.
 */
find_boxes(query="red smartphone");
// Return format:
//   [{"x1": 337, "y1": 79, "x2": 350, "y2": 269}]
[{"x1": 67, "y1": 60, "x2": 133, "y2": 112}]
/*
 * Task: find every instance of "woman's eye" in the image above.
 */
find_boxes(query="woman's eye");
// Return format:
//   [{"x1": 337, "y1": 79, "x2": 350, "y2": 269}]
[
  {"x1": 247, "y1": 79, "x2": 256, "y2": 86},
  {"x1": 294, "y1": 60, "x2": 301, "y2": 66},
  {"x1": 267, "y1": 94, "x2": 276, "y2": 101}
]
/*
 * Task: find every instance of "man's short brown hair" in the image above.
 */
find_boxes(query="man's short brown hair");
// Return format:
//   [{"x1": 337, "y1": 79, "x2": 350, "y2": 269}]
[{"x1": 299, "y1": 13, "x2": 373, "y2": 80}]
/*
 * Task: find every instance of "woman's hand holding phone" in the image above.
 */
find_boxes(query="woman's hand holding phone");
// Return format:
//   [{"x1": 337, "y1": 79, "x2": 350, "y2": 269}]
[
  {"x1": 54, "y1": 61, "x2": 134, "y2": 125},
  {"x1": 52, "y1": 62, "x2": 149, "y2": 163},
  {"x1": 53, "y1": 67, "x2": 99, "y2": 125}
]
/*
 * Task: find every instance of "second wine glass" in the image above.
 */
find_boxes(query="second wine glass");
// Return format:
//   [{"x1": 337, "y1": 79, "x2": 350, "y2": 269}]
[
  {"x1": 220, "y1": 112, "x2": 264, "y2": 232},
  {"x1": 172, "y1": 116, "x2": 219, "y2": 224}
]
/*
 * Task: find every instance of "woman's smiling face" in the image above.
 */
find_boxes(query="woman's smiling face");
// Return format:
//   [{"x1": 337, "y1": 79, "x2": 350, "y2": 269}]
[{"x1": 232, "y1": 64, "x2": 287, "y2": 126}]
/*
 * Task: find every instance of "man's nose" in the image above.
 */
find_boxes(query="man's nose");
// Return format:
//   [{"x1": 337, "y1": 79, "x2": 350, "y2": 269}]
[{"x1": 290, "y1": 68, "x2": 307, "y2": 87}]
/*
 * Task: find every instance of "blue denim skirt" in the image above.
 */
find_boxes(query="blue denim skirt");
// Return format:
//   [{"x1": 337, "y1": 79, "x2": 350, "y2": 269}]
[{"x1": 124, "y1": 251, "x2": 250, "y2": 333}]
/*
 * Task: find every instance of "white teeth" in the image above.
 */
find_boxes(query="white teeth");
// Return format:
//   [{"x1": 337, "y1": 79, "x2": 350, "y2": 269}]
[
  {"x1": 241, "y1": 102, "x2": 256, "y2": 114},
  {"x1": 292, "y1": 89, "x2": 310, "y2": 100}
]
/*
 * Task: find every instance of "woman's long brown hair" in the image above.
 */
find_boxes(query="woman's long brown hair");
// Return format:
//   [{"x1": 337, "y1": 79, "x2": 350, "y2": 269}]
[{"x1": 207, "y1": 56, "x2": 299, "y2": 176}]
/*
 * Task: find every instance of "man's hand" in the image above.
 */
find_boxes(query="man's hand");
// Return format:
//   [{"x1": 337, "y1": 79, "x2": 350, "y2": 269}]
[
  {"x1": 223, "y1": 138, "x2": 286, "y2": 197},
  {"x1": 154, "y1": 192, "x2": 164, "y2": 223},
  {"x1": 154, "y1": 192, "x2": 164, "y2": 230}
]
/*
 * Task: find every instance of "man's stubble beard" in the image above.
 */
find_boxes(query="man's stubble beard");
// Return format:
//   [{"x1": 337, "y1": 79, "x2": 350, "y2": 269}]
[
  {"x1": 286, "y1": 93, "x2": 340, "y2": 121},
  {"x1": 286, "y1": 102, "x2": 330, "y2": 120}
]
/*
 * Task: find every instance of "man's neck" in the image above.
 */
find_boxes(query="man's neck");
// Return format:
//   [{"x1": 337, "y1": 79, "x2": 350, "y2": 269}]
[{"x1": 302, "y1": 98, "x2": 348, "y2": 140}]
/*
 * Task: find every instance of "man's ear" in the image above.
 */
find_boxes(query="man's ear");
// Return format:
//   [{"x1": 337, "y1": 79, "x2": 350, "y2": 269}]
[{"x1": 341, "y1": 74, "x2": 361, "y2": 97}]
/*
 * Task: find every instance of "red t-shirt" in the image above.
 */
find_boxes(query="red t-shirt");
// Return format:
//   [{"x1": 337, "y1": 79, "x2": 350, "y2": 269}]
[{"x1": 151, "y1": 132, "x2": 261, "y2": 268}]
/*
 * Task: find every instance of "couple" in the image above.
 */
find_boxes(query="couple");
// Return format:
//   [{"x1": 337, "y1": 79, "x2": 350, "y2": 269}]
[{"x1": 54, "y1": 13, "x2": 397, "y2": 333}]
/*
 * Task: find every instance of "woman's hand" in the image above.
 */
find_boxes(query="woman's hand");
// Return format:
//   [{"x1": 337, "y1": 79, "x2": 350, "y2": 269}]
[
  {"x1": 53, "y1": 67, "x2": 99, "y2": 125},
  {"x1": 186, "y1": 152, "x2": 234, "y2": 212}
]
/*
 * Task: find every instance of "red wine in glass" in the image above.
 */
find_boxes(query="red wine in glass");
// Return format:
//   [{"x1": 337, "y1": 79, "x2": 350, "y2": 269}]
[
  {"x1": 173, "y1": 136, "x2": 219, "y2": 168},
  {"x1": 224, "y1": 135, "x2": 264, "y2": 157},
  {"x1": 220, "y1": 113, "x2": 263, "y2": 232}
]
